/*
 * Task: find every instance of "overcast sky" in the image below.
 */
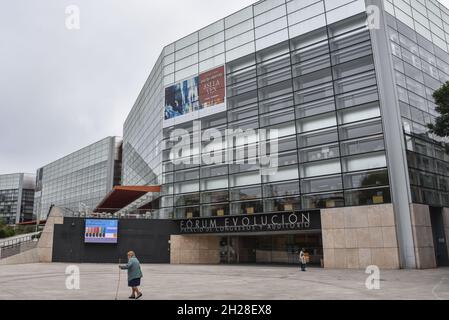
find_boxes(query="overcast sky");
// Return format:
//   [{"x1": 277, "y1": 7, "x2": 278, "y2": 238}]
[{"x1": 1, "y1": 0, "x2": 448, "y2": 175}]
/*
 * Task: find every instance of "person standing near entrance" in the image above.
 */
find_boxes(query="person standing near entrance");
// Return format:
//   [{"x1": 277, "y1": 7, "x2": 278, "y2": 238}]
[
  {"x1": 119, "y1": 251, "x2": 143, "y2": 299},
  {"x1": 299, "y1": 248, "x2": 307, "y2": 272}
]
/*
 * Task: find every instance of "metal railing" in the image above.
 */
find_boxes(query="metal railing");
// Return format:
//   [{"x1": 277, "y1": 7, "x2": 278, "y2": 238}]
[
  {"x1": 0, "y1": 232, "x2": 41, "y2": 260},
  {"x1": 0, "y1": 232, "x2": 42, "y2": 249},
  {"x1": 59, "y1": 207, "x2": 163, "y2": 220}
]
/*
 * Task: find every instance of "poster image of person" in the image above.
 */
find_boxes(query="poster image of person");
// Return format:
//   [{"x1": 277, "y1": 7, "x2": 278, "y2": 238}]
[
  {"x1": 164, "y1": 84, "x2": 182, "y2": 119},
  {"x1": 182, "y1": 77, "x2": 199, "y2": 113}
]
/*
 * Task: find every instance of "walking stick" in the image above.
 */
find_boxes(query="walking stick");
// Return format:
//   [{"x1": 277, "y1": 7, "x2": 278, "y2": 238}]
[{"x1": 115, "y1": 258, "x2": 121, "y2": 300}]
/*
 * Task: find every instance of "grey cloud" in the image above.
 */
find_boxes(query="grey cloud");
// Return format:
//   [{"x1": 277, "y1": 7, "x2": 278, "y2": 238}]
[{"x1": 0, "y1": 0, "x2": 256, "y2": 174}]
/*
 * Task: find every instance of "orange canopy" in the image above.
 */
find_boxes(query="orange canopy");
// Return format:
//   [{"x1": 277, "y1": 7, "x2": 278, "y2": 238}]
[{"x1": 94, "y1": 186, "x2": 161, "y2": 213}]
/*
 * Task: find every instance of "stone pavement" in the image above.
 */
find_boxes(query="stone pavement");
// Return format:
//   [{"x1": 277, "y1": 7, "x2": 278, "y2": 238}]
[{"x1": 0, "y1": 263, "x2": 448, "y2": 300}]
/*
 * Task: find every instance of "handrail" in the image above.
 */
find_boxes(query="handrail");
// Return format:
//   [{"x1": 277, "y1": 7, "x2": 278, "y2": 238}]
[
  {"x1": 59, "y1": 207, "x2": 160, "y2": 220},
  {"x1": 0, "y1": 232, "x2": 42, "y2": 249}
]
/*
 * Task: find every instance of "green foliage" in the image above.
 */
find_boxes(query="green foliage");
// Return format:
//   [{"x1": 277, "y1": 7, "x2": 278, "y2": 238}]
[
  {"x1": 428, "y1": 81, "x2": 449, "y2": 139},
  {"x1": 0, "y1": 224, "x2": 16, "y2": 239},
  {"x1": 0, "y1": 218, "x2": 20, "y2": 239},
  {"x1": 15, "y1": 225, "x2": 36, "y2": 235},
  {"x1": 0, "y1": 218, "x2": 42, "y2": 239}
]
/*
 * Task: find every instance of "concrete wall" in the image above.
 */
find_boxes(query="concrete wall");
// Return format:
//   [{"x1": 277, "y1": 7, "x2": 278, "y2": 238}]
[
  {"x1": 170, "y1": 235, "x2": 220, "y2": 264},
  {"x1": 321, "y1": 204, "x2": 400, "y2": 269},
  {"x1": 0, "y1": 207, "x2": 64, "y2": 265},
  {"x1": 52, "y1": 217, "x2": 178, "y2": 264},
  {"x1": 0, "y1": 247, "x2": 40, "y2": 265},
  {"x1": 410, "y1": 204, "x2": 436, "y2": 269},
  {"x1": 38, "y1": 206, "x2": 64, "y2": 263},
  {"x1": 0, "y1": 241, "x2": 37, "y2": 260}
]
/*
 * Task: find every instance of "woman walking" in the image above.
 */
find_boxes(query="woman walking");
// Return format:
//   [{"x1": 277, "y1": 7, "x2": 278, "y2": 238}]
[
  {"x1": 119, "y1": 251, "x2": 143, "y2": 299},
  {"x1": 299, "y1": 248, "x2": 307, "y2": 272}
]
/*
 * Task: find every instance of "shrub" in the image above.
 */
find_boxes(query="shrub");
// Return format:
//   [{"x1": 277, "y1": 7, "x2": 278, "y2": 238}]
[
  {"x1": 15, "y1": 225, "x2": 36, "y2": 235},
  {"x1": 0, "y1": 225, "x2": 15, "y2": 239}
]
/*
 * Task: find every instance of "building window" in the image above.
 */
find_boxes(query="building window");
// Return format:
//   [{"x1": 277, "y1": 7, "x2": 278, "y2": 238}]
[
  {"x1": 201, "y1": 190, "x2": 229, "y2": 204},
  {"x1": 201, "y1": 203, "x2": 230, "y2": 217},
  {"x1": 263, "y1": 180, "x2": 300, "y2": 198},
  {"x1": 175, "y1": 206, "x2": 200, "y2": 219},
  {"x1": 200, "y1": 176, "x2": 228, "y2": 191},
  {"x1": 231, "y1": 186, "x2": 262, "y2": 201},
  {"x1": 341, "y1": 152, "x2": 387, "y2": 173},
  {"x1": 301, "y1": 175, "x2": 343, "y2": 194},
  {"x1": 300, "y1": 159, "x2": 341, "y2": 178},
  {"x1": 174, "y1": 193, "x2": 200, "y2": 207},
  {"x1": 345, "y1": 187, "x2": 391, "y2": 206},
  {"x1": 231, "y1": 200, "x2": 264, "y2": 215},
  {"x1": 299, "y1": 143, "x2": 340, "y2": 163},
  {"x1": 264, "y1": 196, "x2": 301, "y2": 213},
  {"x1": 343, "y1": 169, "x2": 389, "y2": 190},
  {"x1": 302, "y1": 192, "x2": 344, "y2": 209}
]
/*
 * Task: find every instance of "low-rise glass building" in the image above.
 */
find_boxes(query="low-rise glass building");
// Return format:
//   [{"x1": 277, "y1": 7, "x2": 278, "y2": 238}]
[
  {"x1": 34, "y1": 136, "x2": 122, "y2": 219},
  {"x1": 122, "y1": 0, "x2": 449, "y2": 269},
  {"x1": 0, "y1": 173, "x2": 36, "y2": 224}
]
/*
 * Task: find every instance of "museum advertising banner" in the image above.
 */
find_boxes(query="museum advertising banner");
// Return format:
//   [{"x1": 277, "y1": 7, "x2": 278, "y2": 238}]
[
  {"x1": 164, "y1": 77, "x2": 199, "y2": 120},
  {"x1": 164, "y1": 65, "x2": 226, "y2": 127},
  {"x1": 198, "y1": 66, "x2": 225, "y2": 108},
  {"x1": 178, "y1": 211, "x2": 321, "y2": 235}
]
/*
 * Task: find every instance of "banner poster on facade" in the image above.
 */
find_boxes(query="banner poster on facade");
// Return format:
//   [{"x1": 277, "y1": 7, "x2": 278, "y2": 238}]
[{"x1": 163, "y1": 65, "x2": 225, "y2": 127}]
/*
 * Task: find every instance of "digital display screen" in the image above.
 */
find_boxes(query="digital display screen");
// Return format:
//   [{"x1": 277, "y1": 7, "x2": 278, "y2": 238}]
[{"x1": 84, "y1": 219, "x2": 118, "y2": 244}]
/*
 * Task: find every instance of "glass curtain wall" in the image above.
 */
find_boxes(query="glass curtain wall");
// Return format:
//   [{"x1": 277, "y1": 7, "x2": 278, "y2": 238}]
[
  {"x1": 386, "y1": 12, "x2": 449, "y2": 207},
  {"x1": 34, "y1": 137, "x2": 120, "y2": 218},
  {"x1": 161, "y1": 13, "x2": 392, "y2": 220}
]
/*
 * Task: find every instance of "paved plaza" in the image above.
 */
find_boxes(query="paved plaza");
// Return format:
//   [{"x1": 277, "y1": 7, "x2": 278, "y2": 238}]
[{"x1": 0, "y1": 263, "x2": 448, "y2": 300}]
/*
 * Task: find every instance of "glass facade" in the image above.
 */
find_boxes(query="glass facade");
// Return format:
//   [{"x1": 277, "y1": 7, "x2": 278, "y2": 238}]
[
  {"x1": 0, "y1": 173, "x2": 35, "y2": 224},
  {"x1": 33, "y1": 136, "x2": 122, "y2": 219},
  {"x1": 123, "y1": 0, "x2": 449, "y2": 222},
  {"x1": 385, "y1": 1, "x2": 449, "y2": 207},
  {"x1": 122, "y1": 0, "x2": 397, "y2": 220},
  {"x1": 383, "y1": 0, "x2": 449, "y2": 52},
  {"x1": 122, "y1": 54, "x2": 164, "y2": 208},
  {"x1": 164, "y1": 13, "x2": 392, "y2": 220}
]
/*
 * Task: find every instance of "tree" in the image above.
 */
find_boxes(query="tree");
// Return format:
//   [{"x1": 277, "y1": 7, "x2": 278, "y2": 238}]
[
  {"x1": 0, "y1": 224, "x2": 15, "y2": 239},
  {"x1": 0, "y1": 218, "x2": 16, "y2": 239},
  {"x1": 428, "y1": 81, "x2": 449, "y2": 139}
]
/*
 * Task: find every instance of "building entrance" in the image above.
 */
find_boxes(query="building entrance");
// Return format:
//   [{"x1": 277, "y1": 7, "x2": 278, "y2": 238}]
[
  {"x1": 219, "y1": 233, "x2": 323, "y2": 266},
  {"x1": 430, "y1": 207, "x2": 449, "y2": 267}
]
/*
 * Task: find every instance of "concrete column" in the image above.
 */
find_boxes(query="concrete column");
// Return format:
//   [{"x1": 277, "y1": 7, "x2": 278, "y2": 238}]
[
  {"x1": 409, "y1": 204, "x2": 436, "y2": 269},
  {"x1": 15, "y1": 174, "x2": 24, "y2": 224},
  {"x1": 37, "y1": 206, "x2": 64, "y2": 263},
  {"x1": 367, "y1": 0, "x2": 416, "y2": 269}
]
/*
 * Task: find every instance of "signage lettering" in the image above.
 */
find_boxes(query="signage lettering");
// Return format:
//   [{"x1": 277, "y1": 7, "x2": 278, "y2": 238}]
[{"x1": 178, "y1": 211, "x2": 321, "y2": 234}]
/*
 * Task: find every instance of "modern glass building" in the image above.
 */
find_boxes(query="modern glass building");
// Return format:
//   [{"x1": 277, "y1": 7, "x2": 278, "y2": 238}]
[
  {"x1": 122, "y1": 0, "x2": 449, "y2": 269},
  {"x1": 0, "y1": 173, "x2": 36, "y2": 224},
  {"x1": 34, "y1": 136, "x2": 122, "y2": 219}
]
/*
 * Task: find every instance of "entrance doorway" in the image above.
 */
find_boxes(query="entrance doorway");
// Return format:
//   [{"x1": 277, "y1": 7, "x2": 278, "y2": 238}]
[
  {"x1": 219, "y1": 233, "x2": 323, "y2": 266},
  {"x1": 430, "y1": 207, "x2": 449, "y2": 267}
]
